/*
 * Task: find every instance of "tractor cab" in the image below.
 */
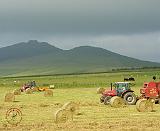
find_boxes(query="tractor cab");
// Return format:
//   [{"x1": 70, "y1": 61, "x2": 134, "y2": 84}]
[{"x1": 114, "y1": 82, "x2": 131, "y2": 96}]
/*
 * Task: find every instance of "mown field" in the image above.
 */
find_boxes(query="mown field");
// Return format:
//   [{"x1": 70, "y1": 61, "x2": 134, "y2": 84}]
[{"x1": 0, "y1": 70, "x2": 160, "y2": 131}]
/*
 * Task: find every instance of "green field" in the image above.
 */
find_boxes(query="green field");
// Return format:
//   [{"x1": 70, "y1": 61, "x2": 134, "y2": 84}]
[{"x1": 0, "y1": 70, "x2": 160, "y2": 131}]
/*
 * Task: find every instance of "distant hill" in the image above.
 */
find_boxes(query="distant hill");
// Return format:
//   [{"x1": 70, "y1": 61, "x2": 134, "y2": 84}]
[{"x1": 0, "y1": 40, "x2": 159, "y2": 76}]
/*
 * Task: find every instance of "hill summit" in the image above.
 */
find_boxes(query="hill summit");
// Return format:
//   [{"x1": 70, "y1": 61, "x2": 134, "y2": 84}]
[{"x1": 0, "y1": 40, "x2": 159, "y2": 76}]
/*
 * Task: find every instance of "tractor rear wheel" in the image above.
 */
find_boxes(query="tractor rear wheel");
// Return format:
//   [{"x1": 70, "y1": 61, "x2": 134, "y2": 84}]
[
  {"x1": 123, "y1": 92, "x2": 137, "y2": 105},
  {"x1": 104, "y1": 96, "x2": 112, "y2": 105}
]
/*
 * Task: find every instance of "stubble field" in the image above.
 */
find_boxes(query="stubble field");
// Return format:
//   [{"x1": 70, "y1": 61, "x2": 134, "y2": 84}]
[{"x1": 0, "y1": 70, "x2": 160, "y2": 131}]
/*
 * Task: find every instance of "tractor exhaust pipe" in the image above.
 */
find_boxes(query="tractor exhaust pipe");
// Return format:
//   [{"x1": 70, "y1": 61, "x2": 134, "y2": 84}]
[{"x1": 111, "y1": 83, "x2": 112, "y2": 90}]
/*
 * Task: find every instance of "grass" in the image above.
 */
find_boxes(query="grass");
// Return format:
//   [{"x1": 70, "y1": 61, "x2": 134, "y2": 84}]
[{"x1": 0, "y1": 70, "x2": 160, "y2": 130}]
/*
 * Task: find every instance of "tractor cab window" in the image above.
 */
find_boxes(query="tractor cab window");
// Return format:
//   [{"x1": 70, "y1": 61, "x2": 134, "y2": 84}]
[{"x1": 116, "y1": 83, "x2": 130, "y2": 90}]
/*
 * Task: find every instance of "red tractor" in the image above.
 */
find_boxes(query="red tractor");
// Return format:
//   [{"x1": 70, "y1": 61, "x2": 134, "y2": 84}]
[
  {"x1": 139, "y1": 81, "x2": 160, "y2": 103},
  {"x1": 100, "y1": 82, "x2": 137, "y2": 105}
]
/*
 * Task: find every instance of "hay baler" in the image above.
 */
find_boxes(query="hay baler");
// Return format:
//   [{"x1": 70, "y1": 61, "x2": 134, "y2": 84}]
[
  {"x1": 20, "y1": 81, "x2": 49, "y2": 92},
  {"x1": 136, "y1": 81, "x2": 160, "y2": 112},
  {"x1": 139, "y1": 81, "x2": 160, "y2": 103}
]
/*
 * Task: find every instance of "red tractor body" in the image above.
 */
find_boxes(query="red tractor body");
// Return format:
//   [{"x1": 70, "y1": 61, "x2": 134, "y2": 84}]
[
  {"x1": 102, "y1": 90, "x2": 117, "y2": 97},
  {"x1": 140, "y1": 82, "x2": 160, "y2": 99},
  {"x1": 100, "y1": 82, "x2": 137, "y2": 105}
]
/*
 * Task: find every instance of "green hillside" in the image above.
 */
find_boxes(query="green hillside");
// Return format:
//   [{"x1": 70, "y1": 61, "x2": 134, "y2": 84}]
[{"x1": 0, "y1": 40, "x2": 159, "y2": 76}]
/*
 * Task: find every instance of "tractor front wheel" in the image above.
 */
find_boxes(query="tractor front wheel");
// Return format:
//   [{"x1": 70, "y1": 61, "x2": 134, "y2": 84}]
[
  {"x1": 104, "y1": 96, "x2": 112, "y2": 105},
  {"x1": 123, "y1": 92, "x2": 137, "y2": 105},
  {"x1": 100, "y1": 96, "x2": 105, "y2": 103}
]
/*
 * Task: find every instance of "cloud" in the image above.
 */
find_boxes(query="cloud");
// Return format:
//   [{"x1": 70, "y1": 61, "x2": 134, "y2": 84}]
[
  {"x1": 91, "y1": 32, "x2": 160, "y2": 62},
  {"x1": 0, "y1": 0, "x2": 160, "y2": 62},
  {"x1": 0, "y1": 0, "x2": 160, "y2": 34}
]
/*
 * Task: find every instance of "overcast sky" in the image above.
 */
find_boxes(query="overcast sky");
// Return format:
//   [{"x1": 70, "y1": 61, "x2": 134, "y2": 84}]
[{"x1": 0, "y1": 0, "x2": 160, "y2": 62}]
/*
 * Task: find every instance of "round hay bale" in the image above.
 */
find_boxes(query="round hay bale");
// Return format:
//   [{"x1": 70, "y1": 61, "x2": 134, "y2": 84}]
[
  {"x1": 110, "y1": 96, "x2": 125, "y2": 108},
  {"x1": 5, "y1": 93, "x2": 15, "y2": 102},
  {"x1": 49, "y1": 85, "x2": 55, "y2": 89},
  {"x1": 54, "y1": 108, "x2": 68, "y2": 123},
  {"x1": 14, "y1": 89, "x2": 21, "y2": 95},
  {"x1": 97, "y1": 87, "x2": 105, "y2": 94},
  {"x1": 44, "y1": 90, "x2": 53, "y2": 97},
  {"x1": 61, "y1": 101, "x2": 79, "y2": 121},
  {"x1": 25, "y1": 88, "x2": 33, "y2": 94},
  {"x1": 136, "y1": 99, "x2": 154, "y2": 112},
  {"x1": 62, "y1": 101, "x2": 78, "y2": 113}
]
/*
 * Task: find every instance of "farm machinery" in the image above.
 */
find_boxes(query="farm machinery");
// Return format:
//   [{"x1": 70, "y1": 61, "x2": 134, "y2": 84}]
[
  {"x1": 100, "y1": 81, "x2": 160, "y2": 111},
  {"x1": 139, "y1": 81, "x2": 160, "y2": 103},
  {"x1": 135, "y1": 81, "x2": 160, "y2": 112},
  {"x1": 100, "y1": 82, "x2": 137, "y2": 105},
  {"x1": 20, "y1": 81, "x2": 49, "y2": 92}
]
